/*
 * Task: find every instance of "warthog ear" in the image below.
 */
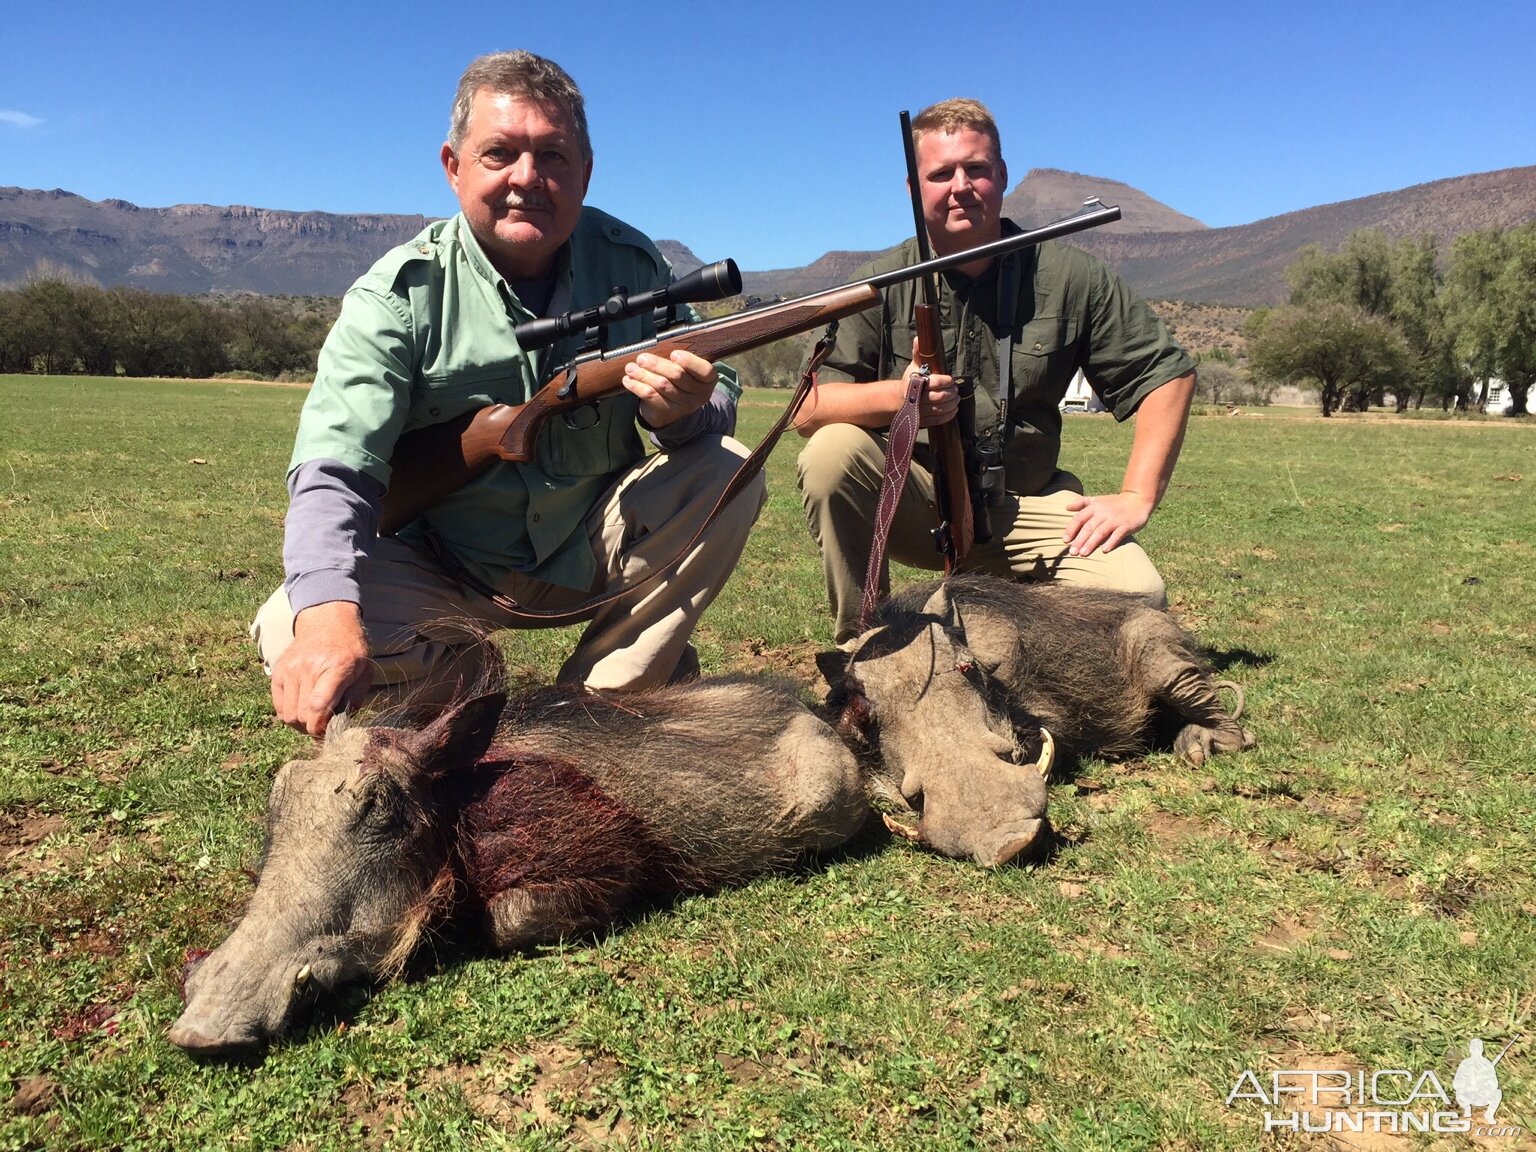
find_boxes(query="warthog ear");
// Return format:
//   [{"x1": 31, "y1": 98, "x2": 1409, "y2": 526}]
[
  {"x1": 402, "y1": 690, "x2": 507, "y2": 779},
  {"x1": 921, "y1": 583, "x2": 967, "y2": 641}
]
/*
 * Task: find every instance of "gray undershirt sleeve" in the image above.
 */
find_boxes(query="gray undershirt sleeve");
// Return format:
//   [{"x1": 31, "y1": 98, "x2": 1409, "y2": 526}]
[
  {"x1": 647, "y1": 385, "x2": 738, "y2": 448},
  {"x1": 282, "y1": 458, "x2": 384, "y2": 616}
]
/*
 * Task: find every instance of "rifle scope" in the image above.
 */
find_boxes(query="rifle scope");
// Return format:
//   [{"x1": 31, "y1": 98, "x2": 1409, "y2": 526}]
[{"x1": 515, "y1": 258, "x2": 742, "y2": 351}]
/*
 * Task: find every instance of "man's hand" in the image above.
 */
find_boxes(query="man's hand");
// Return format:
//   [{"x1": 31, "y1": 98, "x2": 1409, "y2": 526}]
[
  {"x1": 1062, "y1": 490, "x2": 1155, "y2": 556},
  {"x1": 622, "y1": 349, "x2": 718, "y2": 428},
  {"x1": 270, "y1": 600, "x2": 373, "y2": 737},
  {"x1": 1064, "y1": 371, "x2": 1196, "y2": 557},
  {"x1": 903, "y1": 342, "x2": 960, "y2": 428}
]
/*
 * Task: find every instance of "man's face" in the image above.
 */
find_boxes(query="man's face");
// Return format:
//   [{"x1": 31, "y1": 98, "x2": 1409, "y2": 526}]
[
  {"x1": 912, "y1": 126, "x2": 1007, "y2": 256},
  {"x1": 441, "y1": 89, "x2": 592, "y2": 280}
]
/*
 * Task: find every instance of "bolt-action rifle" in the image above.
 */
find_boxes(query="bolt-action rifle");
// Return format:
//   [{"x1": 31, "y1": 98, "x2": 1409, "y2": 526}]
[
  {"x1": 379, "y1": 200, "x2": 1121, "y2": 535},
  {"x1": 898, "y1": 109, "x2": 975, "y2": 570}
]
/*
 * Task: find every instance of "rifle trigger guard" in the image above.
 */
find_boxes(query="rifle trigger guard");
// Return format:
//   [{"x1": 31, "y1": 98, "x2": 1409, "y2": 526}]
[{"x1": 562, "y1": 403, "x2": 601, "y2": 431}]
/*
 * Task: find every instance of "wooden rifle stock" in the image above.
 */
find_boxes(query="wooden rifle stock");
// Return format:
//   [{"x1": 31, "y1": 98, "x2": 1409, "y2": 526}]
[
  {"x1": 912, "y1": 304, "x2": 974, "y2": 570},
  {"x1": 377, "y1": 200, "x2": 1121, "y2": 535},
  {"x1": 379, "y1": 281, "x2": 880, "y2": 534}
]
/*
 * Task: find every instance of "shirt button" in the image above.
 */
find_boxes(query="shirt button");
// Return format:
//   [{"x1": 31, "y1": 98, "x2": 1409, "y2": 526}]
[
  {"x1": 531, "y1": 513, "x2": 541, "y2": 522},
  {"x1": 417, "y1": 244, "x2": 431, "y2": 254},
  {"x1": 428, "y1": 407, "x2": 441, "y2": 416},
  {"x1": 1033, "y1": 342, "x2": 1044, "y2": 351}
]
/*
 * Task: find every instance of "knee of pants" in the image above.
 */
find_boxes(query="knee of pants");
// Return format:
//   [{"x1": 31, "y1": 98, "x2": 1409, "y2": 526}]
[
  {"x1": 796, "y1": 424, "x2": 880, "y2": 503},
  {"x1": 1107, "y1": 561, "x2": 1167, "y2": 608}
]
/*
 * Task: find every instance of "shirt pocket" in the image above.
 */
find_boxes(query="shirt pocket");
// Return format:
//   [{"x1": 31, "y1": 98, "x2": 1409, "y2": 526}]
[
  {"x1": 1010, "y1": 315, "x2": 1079, "y2": 407},
  {"x1": 408, "y1": 365, "x2": 527, "y2": 431}
]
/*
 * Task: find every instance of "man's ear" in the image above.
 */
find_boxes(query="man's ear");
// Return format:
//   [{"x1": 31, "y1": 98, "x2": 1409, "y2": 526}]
[
  {"x1": 441, "y1": 142, "x2": 460, "y2": 195},
  {"x1": 998, "y1": 157, "x2": 1008, "y2": 188}
]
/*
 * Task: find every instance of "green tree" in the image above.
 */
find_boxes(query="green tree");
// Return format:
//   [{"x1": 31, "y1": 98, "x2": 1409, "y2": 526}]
[
  {"x1": 1490, "y1": 222, "x2": 1536, "y2": 415},
  {"x1": 1443, "y1": 228, "x2": 1506, "y2": 410},
  {"x1": 1246, "y1": 302, "x2": 1410, "y2": 417},
  {"x1": 1387, "y1": 233, "x2": 1459, "y2": 410},
  {"x1": 19, "y1": 277, "x2": 83, "y2": 374},
  {"x1": 1287, "y1": 231, "x2": 1395, "y2": 316}
]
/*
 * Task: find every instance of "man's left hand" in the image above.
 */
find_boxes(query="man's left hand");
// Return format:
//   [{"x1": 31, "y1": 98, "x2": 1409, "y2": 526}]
[
  {"x1": 1062, "y1": 491, "x2": 1155, "y2": 556},
  {"x1": 623, "y1": 349, "x2": 718, "y2": 428}
]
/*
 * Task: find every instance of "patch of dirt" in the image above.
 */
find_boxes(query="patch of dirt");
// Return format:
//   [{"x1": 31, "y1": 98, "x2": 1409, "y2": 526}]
[
  {"x1": 0, "y1": 811, "x2": 66, "y2": 853},
  {"x1": 721, "y1": 640, "x2": 834, "y2": 700},
  {"x1": 8, "y1": 1075, "x2": 59, "y2": 1116},
  {"x1": 1250, "y1": 915, "x2": 1319, "y2": 956},
  {"x1": 1142, "y1": 811, "x2": 1208, "y2": 846}
]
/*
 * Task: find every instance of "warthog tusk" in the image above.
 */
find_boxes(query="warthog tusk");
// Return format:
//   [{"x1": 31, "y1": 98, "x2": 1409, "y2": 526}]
[
  {"x1": 1034, "y1": 728, "x2": 1055, "y2": 781},
  {"x1": 881, "y1": 812, "x2": 923, "y2": 842},
  {"x1": 295, "y1": 964, "x2": 312, "y2": 988}
]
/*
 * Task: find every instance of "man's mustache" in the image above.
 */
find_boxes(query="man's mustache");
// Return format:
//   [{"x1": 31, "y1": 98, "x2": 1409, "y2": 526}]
[{"x1": 501, "y1": 194, "x2": 552, "y2": 213}]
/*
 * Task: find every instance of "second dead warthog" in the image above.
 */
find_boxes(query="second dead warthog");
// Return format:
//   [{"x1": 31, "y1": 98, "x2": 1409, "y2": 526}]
[
  {"x1": 832, "y1": 574, "x2": 1254, "y2": 867},
  {"x1": 170, "y1": 677, "x2": 868, "y2": 1058}
]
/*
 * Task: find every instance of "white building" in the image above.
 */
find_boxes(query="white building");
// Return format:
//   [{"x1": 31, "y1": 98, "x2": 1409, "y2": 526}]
[
  {"x1": 1059, "y1": 369, "x2": 1106, "y2": 413},
  {"x1": 1484, "y1": 379, "x2": 1529, "y2": 415}
]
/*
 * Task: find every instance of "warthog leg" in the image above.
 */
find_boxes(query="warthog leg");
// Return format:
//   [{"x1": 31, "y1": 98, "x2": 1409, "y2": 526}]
[{"x1": 1161, "y1": 669, "x2": 1255, "y2": 766}]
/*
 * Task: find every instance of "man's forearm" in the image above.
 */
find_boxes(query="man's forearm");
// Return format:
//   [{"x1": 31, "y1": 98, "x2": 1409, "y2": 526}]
[
  {"x1": 793, "y1": 379, "x2": 917, "y2": 436},
  {"x1": 283, "y1": 459, "x2": 384, "y2": 614},
  {"x1": 1121, "y1": 372, "x2": 1196, "y2": 510}
]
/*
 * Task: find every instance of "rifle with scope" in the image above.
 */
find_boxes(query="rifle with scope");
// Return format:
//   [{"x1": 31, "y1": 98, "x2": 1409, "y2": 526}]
[{"x1": 379, "y1": 199, "x2": 1122, "y2": 535}]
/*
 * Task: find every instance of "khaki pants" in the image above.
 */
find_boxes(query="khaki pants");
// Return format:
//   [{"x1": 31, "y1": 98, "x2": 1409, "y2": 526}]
[
  {"x1": 796, "y1": 423, "x2": 1166, "y2": 644},
  {"x1": 254, "y1": 435, "x2": 765, "y2": 704}
]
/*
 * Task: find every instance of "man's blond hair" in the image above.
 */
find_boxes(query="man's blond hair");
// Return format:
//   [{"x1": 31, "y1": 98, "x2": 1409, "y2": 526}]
[
  {"x1": 447, "y1": 50, "x2": 590, "y2": 160},
  {"x1": 911, "y1": 98, "x2": 1003, "y2": 162}
]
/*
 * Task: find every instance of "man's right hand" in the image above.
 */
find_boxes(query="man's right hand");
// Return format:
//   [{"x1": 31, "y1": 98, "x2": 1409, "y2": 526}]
[{"x1": 270, "y1": 601, "x2": 373, "y2": 737}]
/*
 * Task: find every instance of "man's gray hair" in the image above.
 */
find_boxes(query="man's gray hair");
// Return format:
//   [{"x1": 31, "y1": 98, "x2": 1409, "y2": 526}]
[{"x1": 447, "y1": 50, "x2": 591, "y2": 160}]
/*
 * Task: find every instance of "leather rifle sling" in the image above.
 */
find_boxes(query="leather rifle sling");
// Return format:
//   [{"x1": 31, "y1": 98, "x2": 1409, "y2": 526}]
[
  {"x1": 856, "y1": 366, "x2": 926, "y2": 634},
  {"x1": 421, "y1": 332, "x2": 841, "y2": 626}
]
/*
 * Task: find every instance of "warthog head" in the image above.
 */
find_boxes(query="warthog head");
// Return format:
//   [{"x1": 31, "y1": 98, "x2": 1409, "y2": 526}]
[
  {"x1": 168, "y1": 692, "x2": 505, "y2": 1058},
  {"x1": 833, "y1": 585, "x2": 1053, "y2": 867}
]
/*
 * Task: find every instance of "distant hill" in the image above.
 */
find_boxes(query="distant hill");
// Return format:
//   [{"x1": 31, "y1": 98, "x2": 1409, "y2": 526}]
[
  {"x1": 0, "y1": 188, "x2": 433, "y2": 296},
  {"x1": 1001, "y1": 168, "x2": 1208, "y2": 234},
  {"x1": 1065, "y1": 166, "x2": 1536, "y2": 304},
  {"x1": 5, "y1": 165, "x2": 1535, "y2": 306}
]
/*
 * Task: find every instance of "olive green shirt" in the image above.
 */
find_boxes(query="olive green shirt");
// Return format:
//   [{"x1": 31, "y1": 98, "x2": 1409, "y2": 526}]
[
  {"x1": 815, "y1": 221, "x2": 1195, "y2": 496},
  {"x1": 290, "y1": 210, "x2": 739, "y2": 592}
]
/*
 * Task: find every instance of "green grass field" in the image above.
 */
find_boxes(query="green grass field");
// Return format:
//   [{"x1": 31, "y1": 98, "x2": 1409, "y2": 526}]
[{"x1": 2, "y1": 375, "x2": 1533, "y2": 1150}]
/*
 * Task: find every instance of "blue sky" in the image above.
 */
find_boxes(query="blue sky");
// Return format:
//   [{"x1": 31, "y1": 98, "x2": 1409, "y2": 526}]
[{"x1": 4, "y1": 0, "x2": 1533, "y2": 270}]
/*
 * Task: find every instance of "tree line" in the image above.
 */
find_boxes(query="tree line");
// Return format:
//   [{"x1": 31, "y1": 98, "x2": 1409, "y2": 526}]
[
  {"x1": 1244, "y1": 222, "x2": 1536, "y2": 416},
  {"x1": 0, "y1": 273, "x2": 338, "y2": 380}
]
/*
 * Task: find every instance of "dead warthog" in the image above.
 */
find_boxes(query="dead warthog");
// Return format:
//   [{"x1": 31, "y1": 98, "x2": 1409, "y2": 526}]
[
  {"x1": 832, "y1": 574, "x2": 1254, "y2": 867},
  {"x1": 169, "y1": 678, "x2": 867, "y2": 1058}
]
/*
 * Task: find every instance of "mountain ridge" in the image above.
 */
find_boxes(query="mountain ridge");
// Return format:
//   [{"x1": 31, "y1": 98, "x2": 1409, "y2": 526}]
[{"x1": 5, "y1": 164, "x2": 1535, "y2": 307}]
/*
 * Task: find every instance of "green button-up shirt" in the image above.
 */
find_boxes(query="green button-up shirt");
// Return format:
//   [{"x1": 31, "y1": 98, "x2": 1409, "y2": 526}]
[
  {"x1": 815, "y1": 222, "x2": 1195, "y2": 496},
  {"x1": 291, "y1": 209, "x2": 738, "y2": 592}
]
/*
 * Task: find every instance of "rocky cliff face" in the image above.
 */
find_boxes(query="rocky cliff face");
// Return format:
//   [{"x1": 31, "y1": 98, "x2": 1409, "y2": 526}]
[{"x1": 0, "y1": 188, "x2": 434, "y2": 296}]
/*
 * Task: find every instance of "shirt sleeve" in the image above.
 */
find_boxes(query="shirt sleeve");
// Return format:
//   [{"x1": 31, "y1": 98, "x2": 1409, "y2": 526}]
[
  {"x1": 804, "y1": 292, "x2": 889, "y2": 385},
  {"x1": 282, "y1": 458, "x2": 384, "y2": 615},
  {"x1": 1081, "y1": 259, "x2": 1197, "y2": 422},
  {"x1": 648, "y1": 384, "x2": 740, "y2": 446},
  {"x1": 289, "y1": 285, "x2": 417, "y2": 485}
]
